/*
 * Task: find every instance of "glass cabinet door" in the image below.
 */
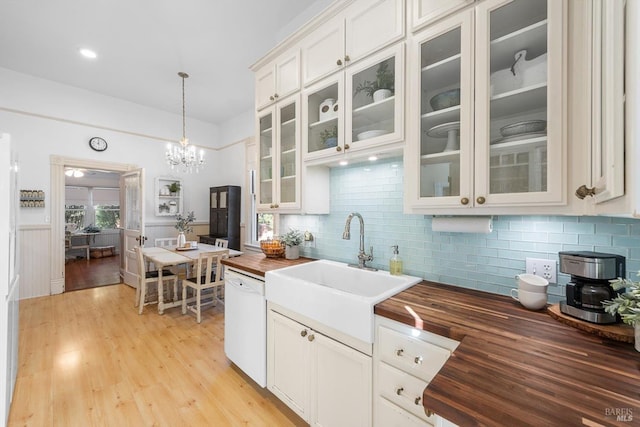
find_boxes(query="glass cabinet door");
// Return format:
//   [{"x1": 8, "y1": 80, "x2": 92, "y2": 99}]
[
  {"x1": 413, "y1": 10, "x2": 473, "y2": 206},
  {"x1": 475, "y1": 0, "x2": 563, "y2": 205},
  {"x1": 304, "y1": 76, "x2": 342, "y2": 159},
  {"x1": 258, "y1": 111, "x2": 274, "y2": 207},
  {"x1": 277, "y1": 98, "x2": 299, "y2": 207}
]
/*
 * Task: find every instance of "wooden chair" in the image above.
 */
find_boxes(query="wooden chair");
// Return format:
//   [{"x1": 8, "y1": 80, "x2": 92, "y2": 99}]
[
  {"x1": 214, "y1": 238, "x2": 229, "y2": 248},
  {"x1": 182, "y1": 250, "x2": 229, "y2": 323},
  {"x1": 135, "y1": 247, "x2": 178, "y2": 315}
]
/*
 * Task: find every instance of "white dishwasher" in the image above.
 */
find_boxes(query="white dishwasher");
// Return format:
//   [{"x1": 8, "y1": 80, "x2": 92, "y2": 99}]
[{"x1": 224, "y1": 267, "x2": 266, "y2": 387}]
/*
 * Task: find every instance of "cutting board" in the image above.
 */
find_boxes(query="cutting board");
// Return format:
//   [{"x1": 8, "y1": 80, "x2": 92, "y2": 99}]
[{"x1": 547, "y1": 303, "x2": 635, "y2": 343}]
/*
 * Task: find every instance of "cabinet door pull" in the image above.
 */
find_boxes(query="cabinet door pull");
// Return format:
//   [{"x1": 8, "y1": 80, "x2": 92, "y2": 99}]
[
  {"x1": 575, "y1": 185, "x2": 596, "y2": 199},
  {"x1": 476, "y1": 196, "x2": 486, "y2": 205},
  {"x1": 300, "y1": 329, "x2": 308, "y2": 337},
  {"x1": 336, "y1": 146, "x2": 342, "y2": 152},
  {"x1": 344, "y1": 143, "x2": 350, "y2": 150},
  {"x1": 396, "y1": 349, "x2": 404, "y2": 356},
  {"x1": 274, "y1": 93, "x2": 279, "y2": 99},
  {"x1": 344, "y1": 55, "x2": 350, "y2": 62},
  {"x1": 269, "y1": 95, "x2": 274, "y2": 101},
  {"x1": 336, "y1": 59, "x2": 343, "y2": 66},
  {"x1": 396, "y1": 387, "x2": 404, "y2": 395},
  {"x1": 414, "y1": 396, "x2": 422, "y2": 405},
  {"x1": 460, "y1": 197, "x2": 469, "y2": 205},
  {"x1": 308, "y1": 334, "x2": 315, "y2": 342},
  {"x1": 414, "y1": 356, "x2": 423, "y2": 365}
]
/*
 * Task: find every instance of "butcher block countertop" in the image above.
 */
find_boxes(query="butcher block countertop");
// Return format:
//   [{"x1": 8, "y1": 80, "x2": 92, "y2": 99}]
[
  {"x1": 221, "y1": 252, "x2": 314, "y2": 277},
  {"x1": 375, "y1": 281, "x2": 640, "y2": 427}
]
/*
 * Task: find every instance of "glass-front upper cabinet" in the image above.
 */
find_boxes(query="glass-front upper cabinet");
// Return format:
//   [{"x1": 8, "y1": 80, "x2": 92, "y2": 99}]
[
  {"x1": 406, "y1": 0, "x2": 564, "y2": 211},
  {"x1": 303, "y1": 43, "x2": 404, "y2": 164},
  {"x1": 257, "y1": 94, "x2": 301, "y2": 212}
]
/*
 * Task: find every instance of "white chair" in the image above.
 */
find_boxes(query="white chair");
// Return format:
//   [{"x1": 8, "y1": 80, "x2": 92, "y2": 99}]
[
  {"x1": 182, "y1": 250, "x2": 229, "y2": 323},
  {"x1": 155, "y1": 237, "x2": 178, "y2": 248},
  {"x1": 214, "y1": 238, "x2": 229, "y2": 248},
  {"x1": 135, "y1": 247, "x2": 178, "y2": 315}
]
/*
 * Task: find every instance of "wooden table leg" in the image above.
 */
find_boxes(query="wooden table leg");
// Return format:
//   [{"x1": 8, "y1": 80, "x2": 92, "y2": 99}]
[{"x1": 157, "y1": 268, "x2": 165, "y2": 314}]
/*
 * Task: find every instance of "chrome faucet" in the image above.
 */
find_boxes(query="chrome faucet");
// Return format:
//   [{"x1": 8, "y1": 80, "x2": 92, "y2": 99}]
[{"x1": 342, "y1": 212, "x2": 376, "y2": 270}]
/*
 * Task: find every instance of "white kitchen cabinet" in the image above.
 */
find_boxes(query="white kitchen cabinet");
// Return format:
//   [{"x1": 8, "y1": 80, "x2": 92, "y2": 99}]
[
  {"x1": 574, "y1": 0, "x2": 625, "y2": 207},
  {"x1": 268, "y1": 308, "x2": 372, "y2": 426},
  {"x1": 301, "y1": 0, "x2": 405, "y2": 87},
  {"x1": 257, "y1": 94, "x2": 301, "y2": 212},
  {"x1": 154, "y1": 177, "x2": 183, "y2": 216},
  {"x1": 373, "y1": 316, "x2": 459, "y2": 427},
  {"x1": 409, "y1": 0, "x2": 474, "y2": 32},
  {"x1": 303, "y1": 43, "x2": 405, "y2": 166},
  {"x1": 405, "y1": 0, "x2": 566, "y2": 213},
  {"x1": 255, "y1": 50, "x2": 300, "y2": 111}
]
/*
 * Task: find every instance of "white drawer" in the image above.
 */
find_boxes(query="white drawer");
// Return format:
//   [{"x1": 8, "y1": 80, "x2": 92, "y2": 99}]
[
  {"x1": 378, "y1": 325, "x2": 453, "y2": 382},
  {"x1": 375, "y1": 395, "x2": 432, "y2": 427},
  {"x1": 377, "y1": 361, "x2": 436, "y2": 422}
]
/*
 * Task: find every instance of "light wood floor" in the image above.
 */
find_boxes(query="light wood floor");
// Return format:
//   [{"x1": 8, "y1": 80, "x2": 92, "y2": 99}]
[{"x1": 8, "y1": 284, "x2": 305, "y2": 427}]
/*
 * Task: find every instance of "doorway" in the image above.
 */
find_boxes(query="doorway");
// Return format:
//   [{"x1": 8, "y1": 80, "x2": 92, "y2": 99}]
[
  {"x1": 64, "y1": 168, "x2": 121, "y2": 291},
  {"x1": 50, "y1": 156, "x2": 138, "y2": 295}
]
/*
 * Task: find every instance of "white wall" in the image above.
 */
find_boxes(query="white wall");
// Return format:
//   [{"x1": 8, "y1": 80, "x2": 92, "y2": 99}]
[{"x1": 0, "y1": 67, "x2": 249, "y2": 226}]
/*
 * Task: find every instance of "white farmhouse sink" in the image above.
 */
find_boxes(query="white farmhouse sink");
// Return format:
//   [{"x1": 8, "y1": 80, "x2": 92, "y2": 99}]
[{"x1": 265, "y1": 259, "x2": 422, "y2": 343}]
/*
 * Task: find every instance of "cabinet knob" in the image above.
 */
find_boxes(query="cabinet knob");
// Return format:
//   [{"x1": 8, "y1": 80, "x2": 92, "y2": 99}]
[
  {"x1": 414, "y1": 396, "x2": 422, "y2": 406},
  {"x1": 300, "y1": 329, "x2": 308, "y2": 337},
  {"x1": 396, "y1": 349, "x2": 404, "y2": 356},
  {"x1": 269, "y1": 95, "x2": 274, "y2": 101},
  {"x1": 414, "y1": 356, "x2": 423, "y2": 365},
  {"x1": 396, "y1": 387, "x2": 404, "y2": 396},
  {"x1": 308, "y1": 334, "x2": 315, "y2": 342},
  {"x1": 344, "y1": 55, "x2": 350, "y2": 62},
  {"x1": 476, "y1": 196, "x2": 486, "y2": 205},
  {"x1": 274, "y1": 204, "x2": 279, "y2": 208},
  {"x1": 336, "y1": 59, "x2": 343, "y2": 66},
  {"x1": 460, "y1": 197, "x2": 469, "y2": 205},
  {"x1": 575, "y1": 184, "x2": 596, "y2": 199},
  {"x1": 274, "y1": 93, "x2": 279, "y2": 99},
  {"x1": 344, "y1": 143, "x2": 350, "y2": 150},
  {"x1": 336, "y1": 146, "x2": 342, "y2": 152}
]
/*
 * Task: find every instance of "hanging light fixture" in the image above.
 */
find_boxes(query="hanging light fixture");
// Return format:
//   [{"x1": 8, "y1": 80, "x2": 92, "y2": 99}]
[{"x1": 165, "y1": 72, "x2": 205, "y2": 173}]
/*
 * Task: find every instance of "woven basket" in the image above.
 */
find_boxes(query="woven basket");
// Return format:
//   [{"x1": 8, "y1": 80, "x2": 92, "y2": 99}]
[{"x1": 260, "y1": 238, "x2": 285, "y2": 258}]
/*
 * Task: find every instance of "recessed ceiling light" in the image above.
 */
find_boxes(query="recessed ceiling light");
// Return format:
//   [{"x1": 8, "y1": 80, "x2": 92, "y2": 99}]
[
  {"x1": 79, "y1": 48, "x2": 97, "y2": 59},
  {"x1": 368, "y1": 155, "x2": 378, "y2": 161},
  {"x1": 339, "y1": 160, "x2": 348, "y2": 166}
]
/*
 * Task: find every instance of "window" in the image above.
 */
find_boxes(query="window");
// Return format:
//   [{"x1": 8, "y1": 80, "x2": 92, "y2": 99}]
[
  {"x1": 257, "y1": 213, "x2": 275, "y2": 241},
  {"x1": 95, "y1": 205, "x2": 120, "y2": 229},
  {"x1": 65, "y1": 204, "x2": 86, "y2": 230},
  {"x1": 65, "y1": 186, "x2": 120, "y2": 230}
]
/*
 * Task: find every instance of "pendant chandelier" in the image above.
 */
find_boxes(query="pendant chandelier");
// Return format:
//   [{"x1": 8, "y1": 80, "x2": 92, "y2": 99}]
[{"x1": 165, "y1": 72, "x2": 205, "y2": 173}]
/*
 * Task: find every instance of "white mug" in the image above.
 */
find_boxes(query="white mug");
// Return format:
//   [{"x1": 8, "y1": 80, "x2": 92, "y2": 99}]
[
  {"x1": 511, "y1": 288, "x2": 547, "y2": 310},
  {"x1": 515, "y1": 273, "x2": 549, "y2": 293}
]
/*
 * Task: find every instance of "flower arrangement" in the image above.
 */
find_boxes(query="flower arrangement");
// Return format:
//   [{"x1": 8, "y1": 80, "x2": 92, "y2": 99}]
[
  {"x1": 603, "y1": 273, "x2": 640, "y2": 326},
  {"x1": 281, "y1": 228, "x2": 303, "y2": 247},
  {"x1": 175, "y1": 211, "x2": 195, "y2": 233}
]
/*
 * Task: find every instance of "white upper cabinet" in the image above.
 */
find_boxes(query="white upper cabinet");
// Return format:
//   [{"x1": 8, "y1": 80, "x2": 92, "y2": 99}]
[
  {"x1": 303, "y1": 43, "x2": 405, "y2": 165},
  {"x1": 409, "y1": 0, "x2": 474, "y2": 32},
  {"x1": 301, "y1": 0, "x2": 405, "y2": 87},
  {"x1": 255, "y1": 50, "x2": 300, "y2": 111},
  {"x1": 405, "y1": 0, "x2": 566, "y2": 213}
]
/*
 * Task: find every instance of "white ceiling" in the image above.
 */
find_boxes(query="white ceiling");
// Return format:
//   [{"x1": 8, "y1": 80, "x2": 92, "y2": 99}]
[{"x1": 0, "y1": 0, "x2": 326, "y2": 125}]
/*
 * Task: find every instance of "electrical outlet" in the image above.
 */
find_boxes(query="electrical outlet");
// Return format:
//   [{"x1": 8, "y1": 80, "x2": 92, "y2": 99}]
[{"x1": 525, "y1": 258, "x2": 557, "y2": 284}]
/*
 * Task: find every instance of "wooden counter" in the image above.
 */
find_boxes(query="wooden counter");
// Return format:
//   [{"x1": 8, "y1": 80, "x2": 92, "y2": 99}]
[
  {"x1": 375, "y1": 281, "x2": 640, "y2": 427},
  {"x1": 221, "y1": 252, "x2": 315, "y2": 277}
]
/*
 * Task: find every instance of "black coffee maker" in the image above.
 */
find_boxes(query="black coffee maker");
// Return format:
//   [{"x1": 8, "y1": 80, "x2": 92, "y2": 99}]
[{"x1": 559, "y1": 251, "x2": 625, "y2": 324}]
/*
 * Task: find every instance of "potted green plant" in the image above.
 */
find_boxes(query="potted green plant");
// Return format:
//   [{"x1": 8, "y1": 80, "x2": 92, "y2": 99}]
[
  {"x1": 320, "y1": 126, "x2": 338, "y2": 148},
  {"x1": 174, "y1": 211, "x2": 195, "y2": 247},
  {"x1": 281, "y1": 228, "x2": 303, "y2": 260},
  {"x1": 354, "y1": 60, "x2": 395, "y2": 102},
  {"x1": 168, "y1": 181, "x2": 181, "y2": 195},
  {"x1": 603, "y1": 273, "x2": 640, "y2": 352}
]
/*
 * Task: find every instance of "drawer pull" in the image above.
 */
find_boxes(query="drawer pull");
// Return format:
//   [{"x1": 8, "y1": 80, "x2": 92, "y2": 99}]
[
  {"x1": 396, "y1": 387, "x2": 404, "y2": 396},
  {"x1": 414, "y1": 356, "x2": 423, "y2": 365},
  {"x1": 300, "y1": 329, "x2": 308, "y2": 337},
  {"x1": 396, "y1": 349, "x2": 404, "y2": 356},
  {"x1": 414, "y1": 396, "x2": 422, "y2": 405}
]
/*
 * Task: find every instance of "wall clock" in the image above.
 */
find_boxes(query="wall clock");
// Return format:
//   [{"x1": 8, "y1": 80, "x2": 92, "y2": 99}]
[{"x1": 89, "y1": 137, "x2": 108, "y2": 152}]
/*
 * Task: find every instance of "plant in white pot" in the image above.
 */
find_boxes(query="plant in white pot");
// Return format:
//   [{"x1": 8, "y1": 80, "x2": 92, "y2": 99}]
[
  {"x1": 282, "y1": 228, "x2": 303, "y2": 260},
  {"x1": 174, "y1": 211, "x2": 195, "y2": 248},
  {"x1": 354, "y1": 59, "x2": 395, "y2": 103},
  {"x1": 603, "y1": 273, "x2": 640, "y2": 352}
]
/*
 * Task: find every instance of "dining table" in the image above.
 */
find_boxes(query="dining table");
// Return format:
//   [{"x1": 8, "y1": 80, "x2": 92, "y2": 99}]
[{"x1": 141, "y1": 243, "x2": 242, "y2": 314}]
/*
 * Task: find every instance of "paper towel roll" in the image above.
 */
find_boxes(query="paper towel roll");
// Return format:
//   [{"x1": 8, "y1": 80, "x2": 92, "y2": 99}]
[{"x1": 431, "y1": 216, "x2": 493, "y2": 234}]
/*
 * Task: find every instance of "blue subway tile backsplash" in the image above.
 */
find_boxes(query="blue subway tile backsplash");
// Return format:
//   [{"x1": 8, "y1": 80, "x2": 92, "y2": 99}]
[{"x1": 281, "y1": 157, "x2": 640, "y2": 302}]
